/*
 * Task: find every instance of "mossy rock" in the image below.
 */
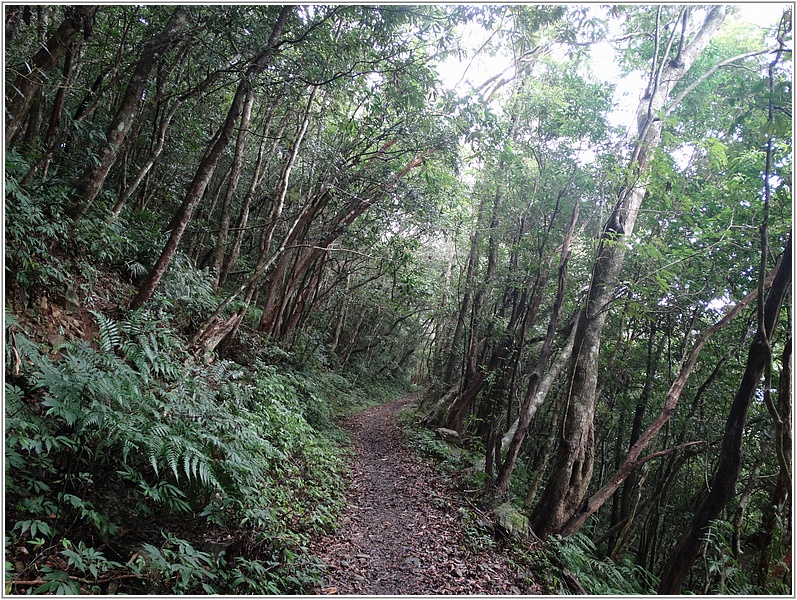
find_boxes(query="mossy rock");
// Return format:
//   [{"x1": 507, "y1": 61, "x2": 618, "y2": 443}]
[{"x1": 494, "y1": 501, "x2": 530, "y2": 538}]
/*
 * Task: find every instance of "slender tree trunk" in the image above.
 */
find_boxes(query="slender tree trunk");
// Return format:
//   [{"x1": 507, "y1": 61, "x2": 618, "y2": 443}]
[
  {"x1": 43, "y1": 45, "x2": 74, "y2": 146},
  {"x1": 495, "y1": 203, "x2": 578, "y2": 494},
  {"x1": 502, "y1": 313, "x2": 578, "y2": 457},
  {"x1": 731, "y1": 437, "x2": 770, "y2": 559},
  {"x1": 658, "y1": 233, "x2": 791, "y2": 594},
  {"x1": 530, "y1": 6, "x2": 727, "y2": 538},
  {"x1": 444, "y1": 194, "x2": 487, "y2": 384},
  {"x1": 110, "y1": 101, "x2": 178, "y2": 219},
  {"x1": 192, "y1": 146, "x2": 425, "y2": 352},
  {"x1": 109, "y1": 50, "x2": 246, "y2": 220},
  {"x1": 258, "y1": 149, "x2": 425, "y2": 340},
  {"x1": 131, "y1": 6, "x2": 292, "y2": 311},
  {"x1": 19, "y1": 9, "x2": 52, "y2": 146},
  {"x1": 70, "y1": 7, "x2": 188, "y2": 222},
  {"x1": 610, "y1": 320, "x2": 661, "y2": 557},
  {"x1": 211, "y1": 89, "x2": 255, "y2": 290},
  {"x1": 443, "y1": 101, "x2": 524, "y2": 428},
  {"x1": 523, "y1": 376, "x2": 569, "y2": 508},
  {"x1": 6, "y1": 5, "x2": 97, "y2": 145},
  {"x1": 218, "y1": 106, "x2": 281, "y2": 287},
  {"x1": 330, "y1": 275, "x2": 350, "y2": 353},
  {"x1": 756, "y1": 339, "x2": 792, "y2": 586},
  {"x1": 342, "y1": 310, "x2": 368, "y2": 367},
  {"x1": 446, "y1": 232, "x2": 555, "y2": 434},
  {"x1": 20, "y1": 46, "x2": 77, "y2": 186},
  {"x1": 557, "y1": 263, "x2": 780, "y2": 538}
]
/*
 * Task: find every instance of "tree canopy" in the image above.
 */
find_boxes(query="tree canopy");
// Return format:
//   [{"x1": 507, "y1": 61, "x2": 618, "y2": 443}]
[{"x1": 5, "y1": 4, "x2": 792, "y2": 595}]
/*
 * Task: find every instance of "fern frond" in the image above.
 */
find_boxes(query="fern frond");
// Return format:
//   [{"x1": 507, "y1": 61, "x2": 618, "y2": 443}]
[
  {"x1": 149, "y1": 448, "x2": 159, "y2": 476},
  {"x1": 184, "y1": 451, "x2": 197, "y2": 483},
  {"x1": 122, "y1": 439, "x2": 139, "y2": 463},
  {"x1": 82, "y1": 411, "x2": 103, "y2": 430},
  {"x1": 91, "y1": 310, "x2": 121, "y2": 352},
  {"x1": 121, "y1": 339, "x2": 149, "y2": 377},
  {"x1": 164, "y1": 440, "x2": 183, "y2": 481}
]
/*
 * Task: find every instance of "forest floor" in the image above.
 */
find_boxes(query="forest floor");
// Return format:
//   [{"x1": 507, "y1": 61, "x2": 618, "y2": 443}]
[{"x1": 310, "y1": 392, "x2": 545, "y2": 595}]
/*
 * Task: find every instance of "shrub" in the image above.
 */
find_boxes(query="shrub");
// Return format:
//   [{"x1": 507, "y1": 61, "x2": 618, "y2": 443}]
[
  {"x1": 4, "y1": 309, "x2": 348, "y2": 594},
  {"x1": 539, "y1": 532, "x2": 659, "y2": 595}
]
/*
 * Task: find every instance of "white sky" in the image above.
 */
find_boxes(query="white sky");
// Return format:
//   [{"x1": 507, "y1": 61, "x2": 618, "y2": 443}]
[
  {"x1": 437, "y1": 3, "x2": 790, "y2": 128},
  {"x1": 434, "y1": 3, "x2": 789, "y2": 167}
]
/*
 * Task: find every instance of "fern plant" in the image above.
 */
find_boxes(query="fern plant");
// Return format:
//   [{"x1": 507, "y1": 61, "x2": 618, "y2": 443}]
[
  {"x1": 542, "y1": 533, "x2": 659, "y2": 595},
  {"x1": 700, "y1": 519, "x2": 755, "y2": 595},
  {"x1": 5, "y1": 306, "x2": 350, "y2": 594},
  {"x1": 5, "y1": 170, "x2": 70, "y2": 290}
]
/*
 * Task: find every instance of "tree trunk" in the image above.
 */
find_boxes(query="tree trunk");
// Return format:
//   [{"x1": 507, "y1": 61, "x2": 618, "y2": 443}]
[
  {"x1": 130, "y1": 6, "x2": 293, "y2": 310},
  {"x1": 613, "y1": 343, "x2": 736, "y2": 563},
  {"x1": 257, "y1": 149, "x2": 426, "y2": 340},
  {"x1": 20, "y1": 43, "x2": 77, "y2": 186},
  {"x1": 218, "y1": 106, "x2": 281, "y2": 287},
  {"x1": 109, "y1": 50, "x2": 246, "y2": 220},
  {"x1": 192, "y1": 144, "x2": 425, "y2": 352},
  {"x1": 756, "y1": 339, "x2": 791, "y2": 586},
  {"x1": 442, "y1": 97, "x2": 525, "y2": 426},
  {"x1": 110, "y1": 101, "x2": 178, "y2": 219},
  {"x1": 330, "y1": 275, "x2": 350, "y2": 353},
  {"x1": 211, "y1": 88, "x2": 255, "y2": 290},
  {"x1": 609, "y1": 320, "x2": 661, "y2": 558},
  {"x1": 530, "y1": 6, "x2": 727, "y2": 538},
  {"x1": 6, "y1": 5, "x2": 97, "y2": 146},
  {"x1": 43, "y1": 43, "x2": 74, "y2": 146},
  {"x1": 523, "y1": 373, "x2": 568, "y2": 508},
  {"x1": 557, "y1": 263, "x2": 780, "y2": 538},
  {"x1": 71, "y1": 7, "x2": 188, "y2": 221},
  {"x1": 731, "y1": 437, "x2": 770, "y2": 559},
  {"x1": 495, "y1": 203, "x2": 578, "y2": 494},
  {"x1": 444, "y1": 194, "x2": 487, "y2": 384},
  {"x1": 658, "y1": 232, "x2": 791, "y2": 594}
]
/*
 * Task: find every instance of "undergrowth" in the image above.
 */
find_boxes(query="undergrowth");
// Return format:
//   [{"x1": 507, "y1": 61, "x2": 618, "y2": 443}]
[
  {"x1": 399, "y1": 406, "x2": 663, "y2": 595},
  {"x1": 536, "y1": 533, "x2": 659, "y2": 595},
  {"x1": 4, "y1": 166, "x2": 410, "y2": 594},
  {"x1": 4, "y1": 306, "x2": 366, "y2": 594}
]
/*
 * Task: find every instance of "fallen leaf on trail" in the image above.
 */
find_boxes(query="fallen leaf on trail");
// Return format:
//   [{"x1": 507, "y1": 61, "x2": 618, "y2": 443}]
[{"x1": 309, "y1": 393, "x2": 546, "y2": 595}]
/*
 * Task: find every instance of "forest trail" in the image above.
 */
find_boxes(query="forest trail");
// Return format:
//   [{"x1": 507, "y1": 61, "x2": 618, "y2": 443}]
[{"x1": 310, "y1": 392, "x2": 541, "y2": 595}]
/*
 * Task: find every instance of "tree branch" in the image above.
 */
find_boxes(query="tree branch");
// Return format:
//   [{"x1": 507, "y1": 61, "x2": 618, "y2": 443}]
[{"x1": 665, "y1": 46, "x2": 779, "y2": 116}]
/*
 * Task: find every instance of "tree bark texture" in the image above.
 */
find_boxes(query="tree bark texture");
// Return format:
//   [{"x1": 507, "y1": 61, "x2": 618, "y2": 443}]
[
  {"x1": 71, "y1": 7, "x2": 188, "y2": 221},
  {"x1": 658, "y1": 232, "x2": 791, "y2": 594},
  {"x1": 6, "y1": 5, "x2": 97, "y2": 146},
  {"x1": 530, "y1": 5, "x2": 727, "y2": 538}
]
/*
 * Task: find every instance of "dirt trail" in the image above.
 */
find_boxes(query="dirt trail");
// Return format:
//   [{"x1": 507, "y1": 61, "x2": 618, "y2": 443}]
[{"x1": 310, "y1": 393, "x2": 541, "y2": 595}]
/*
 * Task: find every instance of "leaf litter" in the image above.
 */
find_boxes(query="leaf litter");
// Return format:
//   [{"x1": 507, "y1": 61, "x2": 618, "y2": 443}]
[{"x1": 310, "y1": 393, "x2": 544, "y2": 595}]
